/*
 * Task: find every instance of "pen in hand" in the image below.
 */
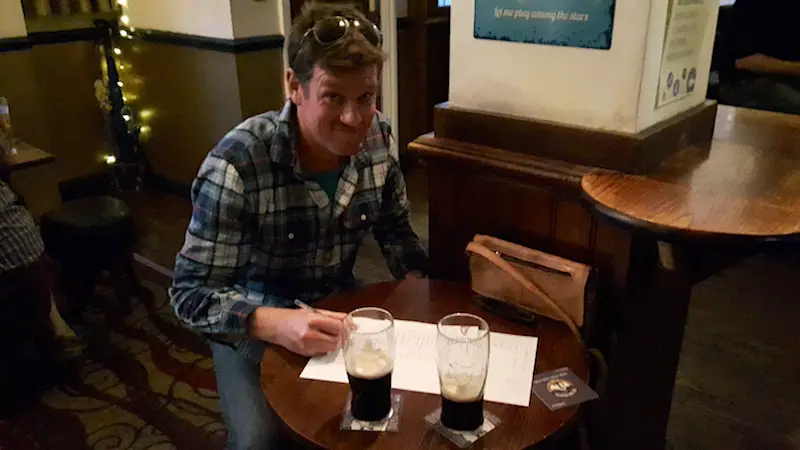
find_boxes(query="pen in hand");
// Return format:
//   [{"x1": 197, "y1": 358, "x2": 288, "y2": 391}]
[
  {"x1": 294, "y1": 299, "x2": 356, "y2": 333},
  {"x1": 294, "y1": 299, "x2": 318, "y2": 313}
]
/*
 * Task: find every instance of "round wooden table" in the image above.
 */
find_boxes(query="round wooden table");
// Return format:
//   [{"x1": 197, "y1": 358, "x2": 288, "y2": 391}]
[
  {"x1": 579, "y1": 105, "x2": 800, "y2": 449},
  {"x1": 581, "y1": 105, "x2": 800, "y2": 243},
  {"x1": 260, "y1": 279, "x2": 589, "y2": 450}
]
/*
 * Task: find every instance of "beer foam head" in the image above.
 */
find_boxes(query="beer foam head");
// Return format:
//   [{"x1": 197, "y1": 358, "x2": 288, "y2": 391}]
[
  {"x1": 351, "y1": 316, "x2": 392, "y2": 333},
  {"x1": 346, "y1": 350, "x2": 393, "y2": 379},
  {"x1": 440, "y1": 373, "x2": 485, "y2": 402}
]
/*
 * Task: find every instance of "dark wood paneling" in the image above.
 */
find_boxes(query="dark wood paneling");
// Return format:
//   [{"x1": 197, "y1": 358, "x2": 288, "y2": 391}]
[
  {"x1": 553, "y1": 199, "x2": 595, "y2": 261},
  {"x1": 411, "y1": 135, "x2": 634, "y2": 450},
  {"x1": 122, "y1": 39, "x2": 285, "y2": 185},
  {"x1": 121, "y1": 40, "x2": 241, "y2": 184},
  {"x1": 0, "y1": 41, "x2": 107, "y2": 185},
  {"x1": 0, "y1": 37, "x2": 32, "y2": 52},
  {"x1": 0, "y1": 48, "x2": 50, "y2": 151},
  {"x1": 31, "y1": 41, "x2": 107, "y2": 182},
  {"x1": 235, "y1": 49, "x2": 286, "y2": 119},
  {"x1": 425, "y1": 20, "x2": 449, "y2": 133},
  {"x1": 419, "y1": 139, "x2": 624, "y2": 283},
  {"x1": 434, "y1": 101, "x2": 718, "y2": 174}
]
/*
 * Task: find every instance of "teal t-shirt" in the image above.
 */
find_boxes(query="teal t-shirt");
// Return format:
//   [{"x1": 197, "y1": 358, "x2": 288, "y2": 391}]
[{"x1": 305, "y1": 169, "x2": 341, "y2": 203}]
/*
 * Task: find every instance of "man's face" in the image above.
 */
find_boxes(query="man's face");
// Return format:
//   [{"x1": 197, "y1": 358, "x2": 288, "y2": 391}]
[{"x1": 288, "y1": 65, "x2": 379, "y2": 158}]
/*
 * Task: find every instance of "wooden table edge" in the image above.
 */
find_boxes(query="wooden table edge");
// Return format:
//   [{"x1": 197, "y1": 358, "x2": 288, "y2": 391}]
[
  {"x1": 580, "y1": 173, "x2": 800, "y2": 244},
  {"x1": 0, "y1": 142, "x2": 56, "y2": 173}
]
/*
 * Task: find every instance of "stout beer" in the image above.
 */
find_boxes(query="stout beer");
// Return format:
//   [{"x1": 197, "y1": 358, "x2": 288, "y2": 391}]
[
  {"x1": 345, "y1": 349, "x2": 393, "y2": 421},
  {"x1": 440, "y1": 375, "x2": 485, "y2": 431}
]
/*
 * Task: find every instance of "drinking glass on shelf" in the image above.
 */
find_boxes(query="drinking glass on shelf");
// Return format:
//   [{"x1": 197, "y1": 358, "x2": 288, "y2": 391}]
[
  {"x1": 436, "y1": 312, "x2": 491, "y2": 431},
  {"x1": 342, "y1": 307, "x2": 396, "y2": 421}
]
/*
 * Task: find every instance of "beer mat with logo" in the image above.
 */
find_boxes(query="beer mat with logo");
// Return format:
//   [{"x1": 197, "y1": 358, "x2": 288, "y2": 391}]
[
  {"x1": 424, "y1": 409, "x2": 502, "y2": 448},
  {"x1": 340, "y1": 393, "x2": 404, "y2": 432},
  {"x1": 532, "y1": 367, "x2": 598, "y2": 411}
]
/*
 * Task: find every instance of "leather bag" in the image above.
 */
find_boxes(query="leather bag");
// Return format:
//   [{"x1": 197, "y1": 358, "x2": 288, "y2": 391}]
[{"x1": 465, "y1": 234, "x2": 592, "y2": 337}]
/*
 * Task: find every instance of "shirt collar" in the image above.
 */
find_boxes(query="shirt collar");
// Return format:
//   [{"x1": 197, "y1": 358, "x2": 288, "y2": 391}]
[{"x1": 268, "y1": 100, "x2": 297, "y2": 168}]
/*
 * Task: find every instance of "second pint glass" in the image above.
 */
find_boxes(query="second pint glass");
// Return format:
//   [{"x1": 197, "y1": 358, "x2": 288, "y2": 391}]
[
  {"x1": 436, "y1": 313, "x2": 490, "y2": 431},
  {"x1": 343, "y1": 307, "x2": 396, "y2": 421}
]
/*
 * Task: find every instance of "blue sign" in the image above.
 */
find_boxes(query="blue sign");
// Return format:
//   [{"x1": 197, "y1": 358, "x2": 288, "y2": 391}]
[{"x1": 474, "y1": 0, "x2": 616, "y2": 50}]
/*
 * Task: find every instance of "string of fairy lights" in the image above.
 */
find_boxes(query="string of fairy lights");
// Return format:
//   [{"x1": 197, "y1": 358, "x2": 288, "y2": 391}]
[{"x1": 96, "y1": 0, "x2": 151, "y2": 173}]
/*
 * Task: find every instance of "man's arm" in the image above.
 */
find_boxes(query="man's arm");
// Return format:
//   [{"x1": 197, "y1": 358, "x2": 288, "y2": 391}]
[
  {"x1": 736, "y1": 54, "x2": 800, "y2": 77},
  {"x1": 727, "y1": 0, "x2": 800, "y2": 77},
  {"x1": 372, "y1": 148, "x2": 429, "y2": 280},
  {"x1": 169, "y1": 153, "x2": 262, "y2": 337},
  {"x1": 170, "y1": 150, "x2": 350, "y2": 356}
]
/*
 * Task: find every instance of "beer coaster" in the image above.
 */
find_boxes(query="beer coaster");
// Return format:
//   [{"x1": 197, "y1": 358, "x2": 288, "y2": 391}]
[
  {"x1": 340, "y1": 393, "x2": 403, "y2": 432},
  {"x1": 424, "y1": 408, "x2": 502, "y2": 448}
]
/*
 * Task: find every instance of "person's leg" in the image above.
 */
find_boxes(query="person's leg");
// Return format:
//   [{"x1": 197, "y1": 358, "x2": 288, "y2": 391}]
[
  {"x1": 23, "y1": 260, "x2": 60, "y2": 365},
  {"x1": 0, "y1": 260, "x2": 60, "y2": 416},
  {"x1": 210, "y1": 341, "x2": 288, "y2": 450}
]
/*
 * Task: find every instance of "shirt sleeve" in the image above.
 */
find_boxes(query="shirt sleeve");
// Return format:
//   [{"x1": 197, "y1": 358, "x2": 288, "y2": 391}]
[
  {"x1": 169, "y1": 153, "x2": 261, "y2": 337},
  {"x1": 372, "y1": 144, "x2": 429, "y2": 279}
]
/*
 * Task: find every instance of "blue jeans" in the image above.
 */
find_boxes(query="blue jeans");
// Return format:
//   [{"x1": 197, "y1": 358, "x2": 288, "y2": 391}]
[{"x1": 211, "y1": 341, "x2": 292, "y2": 450}]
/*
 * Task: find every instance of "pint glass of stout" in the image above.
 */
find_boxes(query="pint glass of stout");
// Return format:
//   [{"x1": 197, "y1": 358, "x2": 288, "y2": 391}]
[
  {"x1": 343, "y1": 307, "x2": 396, "y2": 422},
  {"x1": 436, "y1": 313, "x2": 490, "y2": 431}
]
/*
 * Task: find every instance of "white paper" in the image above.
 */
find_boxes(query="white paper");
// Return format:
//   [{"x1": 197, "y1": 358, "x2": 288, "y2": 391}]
[{"x1": 299, "y1": 319, "x2": 539, "y2": 407}]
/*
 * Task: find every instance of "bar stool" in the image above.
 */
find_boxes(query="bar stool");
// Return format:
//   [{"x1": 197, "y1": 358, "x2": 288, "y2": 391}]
[{"x1": 40, "y1": 196, "x2": 139, "y2": 319}]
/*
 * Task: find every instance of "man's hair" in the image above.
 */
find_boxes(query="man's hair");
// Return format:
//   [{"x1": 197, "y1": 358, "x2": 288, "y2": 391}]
[{"x1": 285, "y1": 2, "x2": 386, "y2": 85}]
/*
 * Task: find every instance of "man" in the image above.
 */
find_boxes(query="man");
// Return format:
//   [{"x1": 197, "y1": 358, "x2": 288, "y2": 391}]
[
  {"x1": 718, "y1": 0, "x2": 800, "y2": 115},
  {"x1": 169, "y1": 3, "x2": 428, "y2": 449},
  {"x1": 0, "y1": 180, "x2": 59, "y2": 417}
]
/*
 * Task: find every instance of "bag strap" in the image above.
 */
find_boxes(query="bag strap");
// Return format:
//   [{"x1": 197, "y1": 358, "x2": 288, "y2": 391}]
[{"x1": 466, "y1": 241, "x2": 581, "y2": 337}]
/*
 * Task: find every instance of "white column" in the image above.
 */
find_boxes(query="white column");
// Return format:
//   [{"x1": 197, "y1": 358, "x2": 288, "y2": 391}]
[
  {"x1": 380, "y1": 0, "x2": 399, "y2": 153},
  {"x1": 449, "y1": 0, "x2": 719, "y2": 134},
  {"x1": 0, "y1": 1, "x2": 27, "y2": 38},
  {"x1": 126, "y1": 0, "x2": 235, "y2": 39}
]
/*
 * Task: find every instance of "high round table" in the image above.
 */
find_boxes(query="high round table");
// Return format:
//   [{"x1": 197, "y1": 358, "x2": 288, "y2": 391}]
[
  {"x1": 580, "y1": 105, "x2": 800, "y2": 450},
  {"x1": 260, "y1": 279, "x2": 589, "y2": 449}
]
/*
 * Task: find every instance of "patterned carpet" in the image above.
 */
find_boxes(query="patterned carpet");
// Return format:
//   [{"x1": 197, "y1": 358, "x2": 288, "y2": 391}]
[{"x1": 0, "y1": 273, "x2": 227, "y2": 450}]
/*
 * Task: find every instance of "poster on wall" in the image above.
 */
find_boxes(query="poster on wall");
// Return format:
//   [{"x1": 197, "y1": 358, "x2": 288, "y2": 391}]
[
  {"x1": 473, "y1": 0, "x2": 616, "y2": 50},
  {"x1": 655, "y1": 0, "x2": 712, "y2": 109}
]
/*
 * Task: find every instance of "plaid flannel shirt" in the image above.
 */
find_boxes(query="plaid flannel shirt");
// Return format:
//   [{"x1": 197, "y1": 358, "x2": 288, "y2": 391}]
[
  {"x1": 170, "y1": 101, "x2": 428, "y2": 361},
  {"x1": 0, "y1": 181, "x2": 44, "y2": 274}
]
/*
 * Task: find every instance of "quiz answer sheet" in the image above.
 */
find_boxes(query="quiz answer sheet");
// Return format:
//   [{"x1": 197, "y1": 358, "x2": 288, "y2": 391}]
[{"x1": 299, "y1": 319, "x2": 539, "y2": 407}]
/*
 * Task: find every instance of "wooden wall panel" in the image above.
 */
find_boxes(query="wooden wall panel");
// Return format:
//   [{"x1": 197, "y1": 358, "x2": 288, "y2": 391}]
[
  {"x1": 122, "y1": 41, "x2": 241, "y2": 185},
  {"x1": 1, "y1": 41, "x2": 107, "y2": 194},
  {"x1": 235, "y1": 49, "x2": 286, "y2": 120},
  {"x1": 0, "y1": 49, "x2": 50, "y2": 152},
  {"x1": 552, "y1": 199, "x2": 595, "y2": 261},
  {"x1": 123, "y1": 39, "x2": 286, "y2": 187},
  {"x1": 425, "y1": 156, "x2": 616, "y2": 285},
  {"x1": 425, "y1": 20, "x2": 449, "y2": 130},
  {"x1": 31, "y1": 41, "x2": 107, "y2": 182}
]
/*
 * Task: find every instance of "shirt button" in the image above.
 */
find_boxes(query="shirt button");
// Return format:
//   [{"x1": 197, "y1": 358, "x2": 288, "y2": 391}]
[
  {"x1": 361, "y1": 214, "x2": 367, "y2": 221},
  {"x1": 288, "y1": 233, "x2": 295, "y2": 240}
]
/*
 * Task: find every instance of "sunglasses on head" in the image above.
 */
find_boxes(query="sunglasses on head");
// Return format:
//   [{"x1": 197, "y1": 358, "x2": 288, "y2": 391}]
[{"x1": 301, "y1": 15, "x2": 383, "y2": 48}]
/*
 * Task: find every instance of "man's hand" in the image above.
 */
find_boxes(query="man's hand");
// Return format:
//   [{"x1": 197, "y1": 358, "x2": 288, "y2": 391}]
[
  {"x1": 248, "y1": 307, "x2": 349, "y2": 356},
  {"x1": 404, "y1": 270, "x2": 424, "y2": 280}
]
